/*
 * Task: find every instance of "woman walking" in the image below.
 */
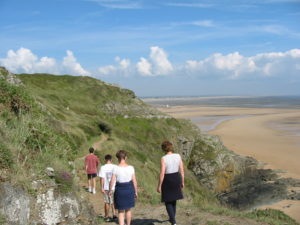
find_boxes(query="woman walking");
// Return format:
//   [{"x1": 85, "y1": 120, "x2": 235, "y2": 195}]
[
  {"x1": 157, "y1": 141, "x2": 184, "y2": 225},
  {"x1": 109, "y1": 150, "x2": 138, "y2": 225}
]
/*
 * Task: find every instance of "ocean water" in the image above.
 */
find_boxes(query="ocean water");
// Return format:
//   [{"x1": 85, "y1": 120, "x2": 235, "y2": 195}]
[
  {"x1": 143, "y1": 96, "x2": 300, "y2": 109},
  {"x1": 143, "y1": 96, "x2": 300, "y2": 136}
]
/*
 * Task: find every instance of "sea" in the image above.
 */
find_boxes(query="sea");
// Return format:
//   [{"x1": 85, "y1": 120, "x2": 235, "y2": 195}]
[
  {"x1": 142, "y1": 96, "x2": 300, "y2": 109},
  {"x1": 142, "y1": 96, "x2": 300, "y2": 137}
]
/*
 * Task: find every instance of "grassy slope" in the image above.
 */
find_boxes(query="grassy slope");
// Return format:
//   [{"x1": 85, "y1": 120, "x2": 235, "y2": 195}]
[
  {"x1": 0, "y1": 73, "x2": 298, "y2": 225},
  {"x1": 17, "y1": 73, "x2": 214, "y2": 204}
]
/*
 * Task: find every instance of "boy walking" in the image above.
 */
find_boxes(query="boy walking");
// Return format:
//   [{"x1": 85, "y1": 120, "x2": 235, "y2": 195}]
[
  {"x1": 85, "y1": 147, "x2": 99, "y2": 194},
  {"x1": 99, "y1": 154, "x2": 117, "y2": 222}
]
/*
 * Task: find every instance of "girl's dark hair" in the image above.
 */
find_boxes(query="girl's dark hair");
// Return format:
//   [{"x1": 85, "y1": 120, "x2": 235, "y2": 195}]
[
  {"x1": 161, "y1": 141, "x2": 173, "y2": 153},
  {"x1": 116, "y1": 150, "x2": 127, "y2": 160}
]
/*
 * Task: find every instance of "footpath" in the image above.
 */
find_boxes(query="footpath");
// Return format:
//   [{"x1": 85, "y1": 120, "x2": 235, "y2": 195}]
[{"x1": 75, "y1": 135, "x2": 269, "y2": 225}]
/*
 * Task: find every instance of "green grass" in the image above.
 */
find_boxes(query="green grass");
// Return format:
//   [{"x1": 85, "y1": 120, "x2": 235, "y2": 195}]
[
  {"x1": 201, "y1": 205, "x2": 299, "y2": 225},
  {"x1": 0, "y1": 73, "x2": 297, "y2": 225}
]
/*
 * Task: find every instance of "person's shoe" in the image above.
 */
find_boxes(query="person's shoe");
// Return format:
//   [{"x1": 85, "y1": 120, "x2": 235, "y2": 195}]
[
  {"x1": 104, "y1": 217, "x2": 111, "y2": 222},
  {"x1": 112, "y1": 216, "x2": 117, "y2": 220},
  {"x1": 88, "y1": 187, "x2": 92, "y2": 193},
  {"x1": 92, "y1": 188, "x2": 96, "y2": 194}
]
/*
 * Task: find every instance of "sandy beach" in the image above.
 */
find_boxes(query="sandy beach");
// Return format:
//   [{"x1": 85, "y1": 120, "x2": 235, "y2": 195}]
[{"x1": 158, "y1": 105, "x2": 300, "y2": 222}]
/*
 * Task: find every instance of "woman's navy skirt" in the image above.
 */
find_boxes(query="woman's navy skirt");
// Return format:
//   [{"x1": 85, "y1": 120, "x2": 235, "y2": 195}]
[
  {"x1": 162, "y1": 172, "x2": 183, "y2": 202},
  {"x1": 114, "y1": 181, "x2": 135, "y2": 210}
]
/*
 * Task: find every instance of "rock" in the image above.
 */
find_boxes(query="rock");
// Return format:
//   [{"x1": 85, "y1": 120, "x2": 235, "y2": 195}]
[
  {"x1": 45, "y1": 167, "x2": 55, "y2": 177},
  {"x1": 188, "y1": 134, "x2": 259, "y2": 192},
  {"x1": 0, "y1": 182, "x2": 97, "y2": 225},
  {"x1": 0, "y1": 67, "x2": 22, "y2": 86},
  {"x1": 0, "y1": 183, "x2": 31, "y2": 225}
]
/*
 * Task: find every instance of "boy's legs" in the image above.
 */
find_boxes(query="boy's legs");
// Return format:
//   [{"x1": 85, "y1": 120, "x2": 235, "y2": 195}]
[
  {"x1": 87, "y1": 174, "x2": 92, "y2": 192},
  {"x1": 92, "y1": 177, "x2": 96, "y2": 194}
]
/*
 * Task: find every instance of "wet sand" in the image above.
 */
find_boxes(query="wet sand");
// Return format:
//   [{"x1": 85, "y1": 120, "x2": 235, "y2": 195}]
[{"x1": 159, "y1": 106, "x2": 300, "y2": 222}]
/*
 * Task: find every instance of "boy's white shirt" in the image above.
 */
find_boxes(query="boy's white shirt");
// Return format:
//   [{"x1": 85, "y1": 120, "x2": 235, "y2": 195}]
[{"x1": 98, "y1": 163, "x2": 116, "y2": 190}]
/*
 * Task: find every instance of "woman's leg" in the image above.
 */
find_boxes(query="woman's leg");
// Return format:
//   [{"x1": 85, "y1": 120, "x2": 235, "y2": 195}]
[
  {"x1": 118, "y1": 210, "x2": 125, "y2": 225},
  {"x1": 125, "y1": 209, "x2": 132, "y2": 225},
  {"x1": 165, "y1": 201, "x2": 176, "y2": 224}
]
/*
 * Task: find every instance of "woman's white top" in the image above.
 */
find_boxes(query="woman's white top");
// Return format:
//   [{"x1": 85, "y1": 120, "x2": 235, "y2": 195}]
[
  {"x1": 112, "y1": 165, "x2": 135, "y2": 183},
  {"x1": 162, "y1": 153, "x2": 181, "y2": 174}
]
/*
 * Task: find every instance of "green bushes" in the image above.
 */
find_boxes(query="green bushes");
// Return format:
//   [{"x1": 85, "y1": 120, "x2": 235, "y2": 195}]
[
  {"x1": 54, "y1": 170, "x2": 73, "y2": 193},
  {"x1": 0, "y1": 79, "x2": 34, "y2": 114},
  {"x1": 0, "y1": 143, "x2": 13, "y2": 169},
  {"x1": 98, "y1": 121, "x2": 112, "y2": 135}
]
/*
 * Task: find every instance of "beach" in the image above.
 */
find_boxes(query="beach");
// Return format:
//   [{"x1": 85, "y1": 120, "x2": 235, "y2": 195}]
[{"x1": 157, "y1": 105, "x2": 300, "y2": 222}]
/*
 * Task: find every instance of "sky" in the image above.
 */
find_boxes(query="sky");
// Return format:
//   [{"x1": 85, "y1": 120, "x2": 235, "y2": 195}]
[{"x1": 0, "y1": 0, "x2": 300, "y2": 97}]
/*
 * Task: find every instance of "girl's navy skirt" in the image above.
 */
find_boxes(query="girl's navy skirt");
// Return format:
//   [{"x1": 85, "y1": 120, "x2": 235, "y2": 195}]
[{"x1": 114, "y1": 181, "x2": 135, "y2": 210}]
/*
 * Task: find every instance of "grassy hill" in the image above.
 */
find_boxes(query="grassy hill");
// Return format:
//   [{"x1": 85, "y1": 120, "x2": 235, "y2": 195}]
[{"x1": 0, "y1": 70, "x2": 299, "y2": 225}]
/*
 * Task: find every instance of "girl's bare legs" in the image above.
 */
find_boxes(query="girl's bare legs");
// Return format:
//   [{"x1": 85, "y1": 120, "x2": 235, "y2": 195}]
[
  {"x1": 125, "y1": 209, "x2": 132, "y2": 225},
  {"x1": 118, "y1": 210, "x2": 125, "y2": 225}
]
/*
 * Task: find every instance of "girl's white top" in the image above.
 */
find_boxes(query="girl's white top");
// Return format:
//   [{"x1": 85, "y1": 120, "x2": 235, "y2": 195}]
[
  {"x1": 162, "y1": 153, "x2": 181, "y2": 174},
  {"x1": 112, "y1": 165, "x2": 135, "y2": 183}
]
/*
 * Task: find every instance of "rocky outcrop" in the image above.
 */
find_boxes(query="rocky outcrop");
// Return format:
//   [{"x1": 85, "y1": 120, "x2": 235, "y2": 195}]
[
  {"x1": 103, "y1": 98, "x2": 170, "y2": 118},
  {"x1": 0, "y1": 67, "x2": 22, "y2": 86},
  {"x1": 188, "y1": 134, "x2": 260, "y2": 193},
  {"x1": 0, "y1": 182, "x2": 97, "y2": 225}
]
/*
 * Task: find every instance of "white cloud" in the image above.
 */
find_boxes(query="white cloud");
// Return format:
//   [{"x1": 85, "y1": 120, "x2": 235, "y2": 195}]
[
  {"x1": 86, "y1": 0, "x2": 141, "y2": 9},
  {"x1": 149, "y1": 46, "x2": 173, "y2": 75},
  {"x1": 184, "y1": 49, "x2": 300, "y2": 78},
  {"x1": 98, "y1": 56, "x2": 131, "y2": 76},
  {"x1": 0, "y1": 48, "x2": 90, "y2": 76},
  {"x1": 192, "y1": 20, "x2": 215, "y2": 27},
  {"x1": 166, "y1": 2, "x2": 213, "y2": 8},
  {"x1": 62, "y1": 50, "x2": 90, "y2": 76},
  {"x1": 136, "y1": 57, "x2": 152, "y2": 76}
]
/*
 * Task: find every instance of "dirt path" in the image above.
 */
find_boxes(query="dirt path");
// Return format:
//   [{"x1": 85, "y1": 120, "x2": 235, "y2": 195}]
[{"x1": 75, "y1": 134, "x2": 271, "y2": 225}]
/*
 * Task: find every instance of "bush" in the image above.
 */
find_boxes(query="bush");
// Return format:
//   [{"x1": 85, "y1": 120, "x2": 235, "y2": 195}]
[
  {"x1": 0, "y1": 79, "x2": 34, "y2": 114},
  {"x1": 54, "y1": 170, "x2": 73, "y2": 193},
  {"x1": 0, "y1": 143, "x2": 13, "y2": 169},
  {"x1": 98, "y1": 121, "x2": 112, "y2": 135}
]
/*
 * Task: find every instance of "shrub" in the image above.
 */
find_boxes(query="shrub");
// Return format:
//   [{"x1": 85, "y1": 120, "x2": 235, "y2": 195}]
[
  {"x1": 54, "y1": 170, "x2": 73, "y2": 193},
  {"x1": 98, "y1": 121, "x2": 112, "y2": 135},
  {"x1": 0, "y1": 79, "x2": 34, "y2": 114},
  {"x1": 0, "y1": 143, "x2": 13, "y2": 169}
]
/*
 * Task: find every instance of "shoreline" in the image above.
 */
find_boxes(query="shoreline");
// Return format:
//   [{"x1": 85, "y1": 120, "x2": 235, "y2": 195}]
[{"x1": 158, "y1": 105, "x2": 300, "y2": 222}]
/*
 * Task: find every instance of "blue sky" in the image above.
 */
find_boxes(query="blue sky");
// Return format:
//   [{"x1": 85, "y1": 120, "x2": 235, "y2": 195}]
[{"x1": 0, "y1": 0, "x2": 300, "y2": 96}]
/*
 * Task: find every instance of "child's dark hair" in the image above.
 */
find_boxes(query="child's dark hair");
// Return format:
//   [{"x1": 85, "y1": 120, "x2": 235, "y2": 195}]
[
  {"x1": 116, "y1": 150, "x2": 127, "y2": 160},
  {"x1": 89, "y1": 147, "x2": 95, "y2": 153},
  {"x1": 105, "y1": 154, "x2": 112, "y2": 161}
]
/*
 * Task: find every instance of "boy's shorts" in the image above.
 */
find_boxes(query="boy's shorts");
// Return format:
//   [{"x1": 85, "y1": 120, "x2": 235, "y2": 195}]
[
  {"x1": 87, "y1": 173, "x2": 97, "y2": 179},
  {"x1": 103, "y1": 190, "x2": 114, "y2": 204}
]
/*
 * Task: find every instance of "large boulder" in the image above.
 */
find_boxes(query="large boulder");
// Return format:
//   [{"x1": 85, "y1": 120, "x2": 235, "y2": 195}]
[
  {"x1": 0, "y1": 67, "x2": 22, "y2": 86},
  {"x1": 0, "y1": 182, "x2": 97, "y2": 225}
]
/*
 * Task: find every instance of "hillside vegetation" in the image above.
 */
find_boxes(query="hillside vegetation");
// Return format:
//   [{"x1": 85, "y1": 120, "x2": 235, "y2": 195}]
[{"x1": 0, "y1": 68, "x2": 299, "y2": 225}]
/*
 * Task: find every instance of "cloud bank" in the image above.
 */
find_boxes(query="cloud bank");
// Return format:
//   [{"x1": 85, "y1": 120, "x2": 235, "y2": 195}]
[
  {"x1": 0, "y1": 48, "x2": 90, "y2": 76},
  {"x1": 1, "y1": 47, "x2": 299, "y2": 81}
]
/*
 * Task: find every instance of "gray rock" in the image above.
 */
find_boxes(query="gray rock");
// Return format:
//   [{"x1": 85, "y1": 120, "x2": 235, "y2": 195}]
[
  {"x1": 45, "y1": 167, "x2": 55, "y2": 178},
  {"x1": 0, "y1": 67, "x2": 22, "y2": 86},
  {"x1": 0, "y1": 183, "x2": 31, "y2": 225}
]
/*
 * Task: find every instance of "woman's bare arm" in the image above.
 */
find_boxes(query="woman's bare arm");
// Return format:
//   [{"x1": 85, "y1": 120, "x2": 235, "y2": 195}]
[
  {"x1": 109, "y1": 174, "x2": 116, "y2": 195},
  {"x1": 132, "y1": 173, "x2": 138, "y2": 198},
  {"x1": 157, "y1": 158, "x2": 166, "y2": 193},
  {"x1": 179, "y1": 159, "x2": 184, "y2": 188}
]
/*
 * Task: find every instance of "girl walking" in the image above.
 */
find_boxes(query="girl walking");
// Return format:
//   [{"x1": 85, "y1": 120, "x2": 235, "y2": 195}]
[
  {"x1": 109, "y1": 150, "x2": 138, "y2": 225},
  {"x1": 157, "y1": 141, "x2": 184, "y2": 225}
]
